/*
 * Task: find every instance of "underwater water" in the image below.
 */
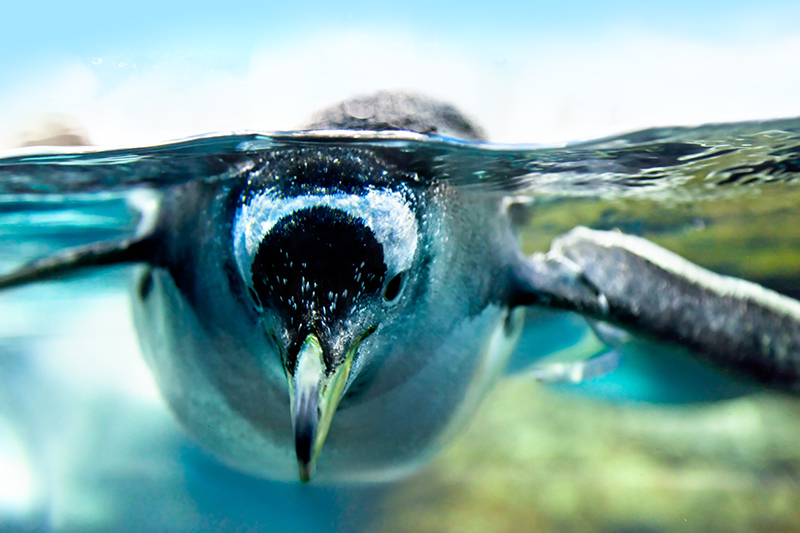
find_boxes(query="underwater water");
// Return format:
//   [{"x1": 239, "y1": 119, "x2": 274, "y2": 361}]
[{"x1": 1, "y1": 119, "x2": 800, "y2": 531}]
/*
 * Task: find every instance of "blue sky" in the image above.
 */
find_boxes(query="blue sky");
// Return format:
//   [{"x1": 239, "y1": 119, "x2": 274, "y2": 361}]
[
  {"x1": 3, "y1": 1, "x2": 800, "y2": 147},
  {"x1": 5, "y1": 1, "x2": 800, "y2": 56}
]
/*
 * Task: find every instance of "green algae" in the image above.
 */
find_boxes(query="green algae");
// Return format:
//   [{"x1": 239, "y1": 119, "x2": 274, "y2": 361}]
[
  {"x1": 376, "y1": 382, "x2": 800, "y2": 533},
  {"x1": 517, "y1": 183, "x2": 800, "y2": 293}
]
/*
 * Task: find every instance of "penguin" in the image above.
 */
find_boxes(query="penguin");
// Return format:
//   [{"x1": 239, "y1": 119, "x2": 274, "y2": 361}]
[{"x1": 1, "y1": 91, "x2": 799, "y2": 482}]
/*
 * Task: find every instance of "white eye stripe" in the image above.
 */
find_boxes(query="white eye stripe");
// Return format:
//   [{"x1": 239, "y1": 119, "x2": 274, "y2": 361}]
[{"x1": 233, "y1": 190, "x2": 418, "y2": 285}]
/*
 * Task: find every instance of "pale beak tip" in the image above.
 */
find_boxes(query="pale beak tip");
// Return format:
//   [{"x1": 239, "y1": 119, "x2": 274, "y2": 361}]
[{"x1": 298, "y1": 461, "x2": 314, "y2": 483}]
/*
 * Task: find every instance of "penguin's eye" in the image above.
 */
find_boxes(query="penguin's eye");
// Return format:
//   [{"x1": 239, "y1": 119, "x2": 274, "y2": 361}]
[{"x1": 383, "y1": 272, "x2": 406, "y2": 302}]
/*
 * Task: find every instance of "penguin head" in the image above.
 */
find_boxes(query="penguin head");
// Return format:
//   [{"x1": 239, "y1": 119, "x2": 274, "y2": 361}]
[{"x1": 232, "y1": 148, "x2": 421, "y2": 480}]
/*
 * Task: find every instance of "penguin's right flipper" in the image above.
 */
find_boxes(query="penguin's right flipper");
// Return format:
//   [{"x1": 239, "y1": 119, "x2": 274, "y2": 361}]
[{"x1": 515, "y1": 227, "x2": 800, "y2": 394}]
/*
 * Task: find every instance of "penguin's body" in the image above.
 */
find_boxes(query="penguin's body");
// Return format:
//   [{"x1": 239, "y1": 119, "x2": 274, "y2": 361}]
[
  {"x1": 2, "y1": 92, "x2": 800, "y2": 482},
  {"x1": 133, "y1": 140, "x2": 526, "y2": 481}
]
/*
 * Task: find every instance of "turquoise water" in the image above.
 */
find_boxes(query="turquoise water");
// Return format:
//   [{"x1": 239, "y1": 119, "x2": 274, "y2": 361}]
[
  {"x1": 1, "y1": 122, "x2": 799, "y2": 531},
  {"x1": 0, "y1": 274, "x2": 394, "y2": 532}
]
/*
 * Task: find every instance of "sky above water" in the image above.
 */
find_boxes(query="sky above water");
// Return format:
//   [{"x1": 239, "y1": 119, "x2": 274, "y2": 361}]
[{"x1": 2, "y1": 0, "x2": 800, "y2": 147}]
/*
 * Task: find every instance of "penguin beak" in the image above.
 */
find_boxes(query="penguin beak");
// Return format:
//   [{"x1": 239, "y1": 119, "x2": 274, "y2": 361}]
[{"x1": 288, "y1": 333, "x2": 356, "y2": 482}]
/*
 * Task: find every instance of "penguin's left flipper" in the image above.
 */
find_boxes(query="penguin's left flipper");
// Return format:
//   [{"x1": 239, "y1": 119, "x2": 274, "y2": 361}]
[
  {"x1": 0, "y1": 192, "x2": 160, "y2": 291},
  {"x1": 0, "y1": 235, "x2": 154, "y2": 290},
  {"x1": 516, "y1": 227, "x2": 800, "y2": 394}
]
